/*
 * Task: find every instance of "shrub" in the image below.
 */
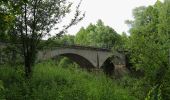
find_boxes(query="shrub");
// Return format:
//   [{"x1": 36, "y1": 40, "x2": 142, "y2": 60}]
[{"x1": 0, "y1": 61, "x2": 136, "y2": 100}]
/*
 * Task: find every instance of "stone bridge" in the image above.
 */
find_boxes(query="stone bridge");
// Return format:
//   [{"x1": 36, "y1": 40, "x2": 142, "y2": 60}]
[
  {"x1": 37, "y1": 45, "x2": 126, "y2": 70},
  {"x1": 0, "y1": 42, "x2": 128, "y2": 75}
]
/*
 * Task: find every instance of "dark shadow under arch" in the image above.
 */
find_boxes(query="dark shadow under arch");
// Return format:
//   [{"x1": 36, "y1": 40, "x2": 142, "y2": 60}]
[
  {"x1": 101, "y1": 57, "x2": 115, "y2": 76},
  {"x1": 54, "y1": 53, "x2": 95, "y2": 69}
]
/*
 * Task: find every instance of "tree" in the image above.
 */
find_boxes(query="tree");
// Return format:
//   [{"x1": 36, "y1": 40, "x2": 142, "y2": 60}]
[
  {"x1": 125, "y1": 0, "x2": 170, "y2": 99},
  {"x1": 0, "y1": 0, "x2": 25, "y2": 66},
  {"x1": 40, "y1": 34, "x2": 75, "y2": 48},
  {"x1": 0, "y1": 0, "x2": 18, "y2": 41},
  {"x1": 74, "y1": 27, "x2": 90, "y2": 45},
  {"x1": 75, "y1": 20, "x2": 121, "y2": 48},
  {"x1": 11, "y1": 0, "x2": 84, "y2": 77}
]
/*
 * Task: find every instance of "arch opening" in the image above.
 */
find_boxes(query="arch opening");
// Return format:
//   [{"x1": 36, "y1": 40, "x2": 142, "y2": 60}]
[
  {"x1": 101, "y1": 57, "x2": 115, "y2": 77},
  {"x1": 53, "y1": 53, "x2": 95, "y2": 69}
]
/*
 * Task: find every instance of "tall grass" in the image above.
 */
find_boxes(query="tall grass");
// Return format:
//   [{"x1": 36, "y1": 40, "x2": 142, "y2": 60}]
[{"x1": 0, "y1": 60, "x2": 136, "y2": 100}]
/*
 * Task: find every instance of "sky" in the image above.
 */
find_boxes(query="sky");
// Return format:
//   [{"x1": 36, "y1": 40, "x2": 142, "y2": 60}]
[{"x1": 56, "y1": 0, "x2": 163, "y2": 35}]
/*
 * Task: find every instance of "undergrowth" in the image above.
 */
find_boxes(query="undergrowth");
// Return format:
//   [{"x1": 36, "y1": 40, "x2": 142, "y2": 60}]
[{"x1": 0, "y1": 60, "x2": 136, "y2": 100}]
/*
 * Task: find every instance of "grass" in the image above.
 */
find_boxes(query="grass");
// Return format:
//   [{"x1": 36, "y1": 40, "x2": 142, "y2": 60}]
[{"x1": 0, "y1": 60, "x2": 137, "y2": 100}]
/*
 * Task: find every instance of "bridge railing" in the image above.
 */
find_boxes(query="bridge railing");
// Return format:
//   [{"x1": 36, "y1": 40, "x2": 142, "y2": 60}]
[
  {"x1": 40, "y1": 43, "x2": 112, "y2": 52},
  {"x1": 0, "y1": 41, "x2": 125, "y2": 53}
]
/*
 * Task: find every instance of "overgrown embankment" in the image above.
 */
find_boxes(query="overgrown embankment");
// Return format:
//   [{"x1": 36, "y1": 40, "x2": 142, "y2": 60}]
[{"x1": 0, "y1": 61, "x2": 136, "y2": 100}]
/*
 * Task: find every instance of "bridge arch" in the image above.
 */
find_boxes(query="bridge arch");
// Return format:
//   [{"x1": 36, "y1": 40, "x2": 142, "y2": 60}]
[
  {"x1": 101, "y1": 57, "x2": 115, "y2": 76},
  {"x1": 54, "y1": 53, "x2": 95, "y2": 68},
  {"x1": 37, "y1": 47, "x2": 126, "y2": 70}
]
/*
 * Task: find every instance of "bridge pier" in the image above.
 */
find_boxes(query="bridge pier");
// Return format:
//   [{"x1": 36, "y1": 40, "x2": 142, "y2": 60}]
[{"x1": 114, "y1": 64, "x2": 129, "y2": 77}]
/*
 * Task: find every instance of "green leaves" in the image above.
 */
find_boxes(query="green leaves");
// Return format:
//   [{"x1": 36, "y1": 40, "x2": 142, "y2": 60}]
[
  {"x1": 125, "y1": 1, "x2": 170, "y2": 99},
  {"x1": 0, "y1": 80, "x2": 4, "y2": 91},
  {"x1": 0, "y1": 80, "x2": 5, "y2": 99},
  {"x1": 75, "y1": 20, "x2": 121, "y2": 48},
  {"x1": 0, "y1": 0, "x2": 23, "y2": 42},
  {"x1": 145, "y1": 84, "x2": 162, "y2": 100}
]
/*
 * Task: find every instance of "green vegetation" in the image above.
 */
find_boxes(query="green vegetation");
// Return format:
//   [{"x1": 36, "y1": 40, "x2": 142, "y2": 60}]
[
  {"x1": 124, "y1": 1, "x2": 170, "y2": 99},
  {"x1": 0, "y1": 0, "x2": 84, "y2": 77},
  {"x1": 0, "y1": 61, "x2": 136, "y2": 100},
  {"x1": 0, "y1": 0, "x2": 170, "y2": 99},
  {"x1": 74, "y1": 20, "x2": 121, "y2": 48}
]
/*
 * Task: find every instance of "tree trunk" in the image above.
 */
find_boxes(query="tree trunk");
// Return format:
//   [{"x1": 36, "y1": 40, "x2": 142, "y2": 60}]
[
  {"x1": 24, "y1": 44, "x2": 37, "y2": 78},
  {"x1": 24, "y1": 54, "x2": 32, "y2": 78}
]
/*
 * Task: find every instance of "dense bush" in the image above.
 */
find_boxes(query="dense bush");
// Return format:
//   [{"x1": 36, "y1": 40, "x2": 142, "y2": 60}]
[
  {"x1": 0, "y1": 61, "x2": 136, "y2": 100},
  {"x1": 0, "y1": 80, "x2": 5, "y2": 99}
]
